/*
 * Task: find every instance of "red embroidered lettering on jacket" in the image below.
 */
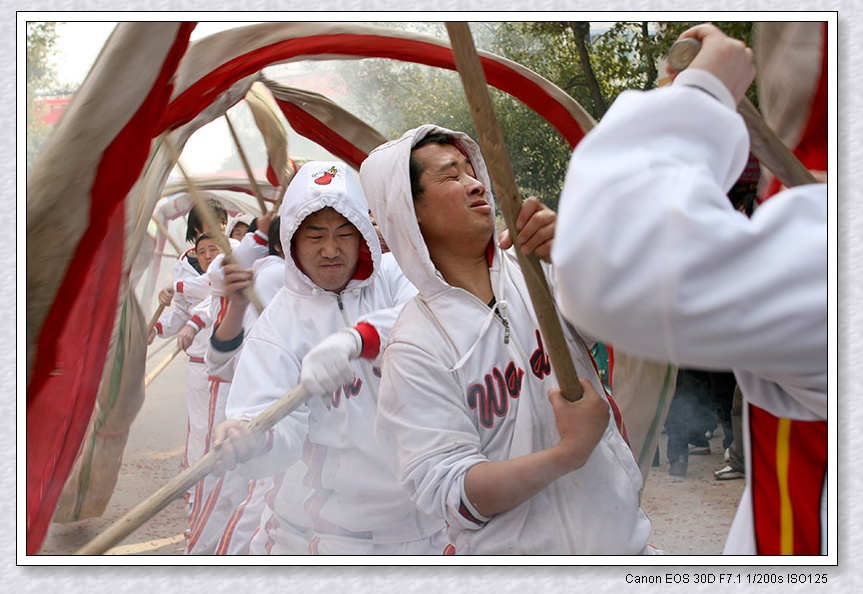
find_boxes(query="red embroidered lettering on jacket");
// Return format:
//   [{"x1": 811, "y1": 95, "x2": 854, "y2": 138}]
[
  {"x1": 467, "y1": 362, "x2": 524, "y2": 428},
  {"x1": 328, "y1": 377, "x2": 363, "y2": 409},
  {"x1": 530, "y1": 329, "x2": 551, "y2": 379}
]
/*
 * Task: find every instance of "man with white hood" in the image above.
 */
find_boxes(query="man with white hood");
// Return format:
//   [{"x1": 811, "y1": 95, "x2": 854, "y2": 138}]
[
  {"x1": 211, "y1": 161, "x2": 448, "y2": 555},
  {"x1": 355, "y1": 126, "x2": 657, "y2": 555},
  {"x1": 551, "y1": 24, "x2": 828, "y2": 555}
]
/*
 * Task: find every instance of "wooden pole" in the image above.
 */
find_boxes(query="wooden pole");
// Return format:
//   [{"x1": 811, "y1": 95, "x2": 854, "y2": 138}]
[
  {"x1": 146, "y1": 304, "x2": 166, "y2": 334},
  {"x1": 273, "y1": 178, "x2": 289, "y2": 213},
  {"x1": 152, "y1": 215, "x2": 184, "y2": 256},
  {"x1": 144, "y1": 346, "x2": 182, "y2": 387},
  {"x1": 666, "y1": 38, "x2": 817, "y2": 188},
  {"x1": 445, "y1": 22, "x2": 583, "y2": 401},
  {"x1": 161, "y1": 136, "x2": 264, "y2": 315},
  {"x1": 74, "y1": 382, "x2": 311, "y2": 555},
  {"x1": 146, "y1": 335, "x2": 175, "y2": 360},
  {"x1": 225, "y1": 113, "x2": 270, "y2": 214}
]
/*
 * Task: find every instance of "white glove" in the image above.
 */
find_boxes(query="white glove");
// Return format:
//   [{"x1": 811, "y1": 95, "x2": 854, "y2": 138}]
[{"x1": 301, "y1": 328, "x2": 363, "y2": 397}]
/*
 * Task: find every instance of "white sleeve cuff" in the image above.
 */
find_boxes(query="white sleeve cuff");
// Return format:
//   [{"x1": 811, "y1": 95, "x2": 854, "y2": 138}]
[{"x1": 673, "y1": 68, "x2": 737, "y2": 111}]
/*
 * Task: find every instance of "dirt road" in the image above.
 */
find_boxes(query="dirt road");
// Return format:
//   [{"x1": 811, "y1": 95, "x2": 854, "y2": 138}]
[{"x1": 38, "y1": 352, "x2": 745, "y2": 557}]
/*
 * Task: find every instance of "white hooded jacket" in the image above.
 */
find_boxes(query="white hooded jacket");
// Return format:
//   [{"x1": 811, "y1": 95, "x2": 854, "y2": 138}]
[
  {"x1": 551, "y1": 72, "x2": 828, "y2": 555},
  {"x1": 224, "y1": 161, "x2": 442, "y2": 545},
  {"x1": 360, "y1": 125, "x2": 653, "y2": 555}
]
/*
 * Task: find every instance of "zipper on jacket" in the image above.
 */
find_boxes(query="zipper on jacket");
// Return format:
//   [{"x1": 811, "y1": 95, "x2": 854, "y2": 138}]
[
  {"x1": 335, "y1": 293, "x2": 351, "y2": 326},
  {"x1": 500, "y1": 313, "x2": 510, "y2": 345},
  {"x1": 489, "y1": 297, "x2": 510, "y2": 345}
]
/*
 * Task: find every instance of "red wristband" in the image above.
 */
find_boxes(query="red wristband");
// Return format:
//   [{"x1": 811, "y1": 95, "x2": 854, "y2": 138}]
[{"x1": 354, "y1": 322, "x2": 381, "y2": 360}]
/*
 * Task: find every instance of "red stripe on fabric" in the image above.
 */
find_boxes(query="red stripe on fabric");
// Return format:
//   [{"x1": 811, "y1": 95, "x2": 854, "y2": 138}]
[
  {"x1": 749, "y1": 404, "x2": 827, "y2": 554},
  {"x1": 266, "y1": 163, "x2": 280, "y2": 187},
  {"x1": 214, "y1": 296, "x2": 229, "y2": 328},
  {"x1": 299, "y1": 437, "x2": 373, "y2": 539},
  {"x1": 274, "y1": 97, "x2": 369, "y2": 168},
  {"x1": 259, "y1": 428, "x2": 275, "y2": 456},
  {"x1": 605, "y1": 390, "x2": 628, "y2": 447},
  {"x1": 182, "y1": 416, "x2": 191, "y2": 472},
  {"x1": 750, "y1": 404, "x2": 781, "y2": 553},
  {"x1": 204, "y1": 378, "x2": 223, "y2": 452},
  {"x1": 215, "y1": 479, "x2": 257, "y2": 555},
  {"x1": 262, "y1": 471, "x2": 285, "y2": 550},
  {"x1": 606, "y1": 344, "x2": 615, "y2": 392},
  {"x1": 187, "y1": 474, "x2": 205, "y2": 536},
  {"x1": 793, "y1": 22, "x2": 829, "y2": 173},
  {"x1": 187, "y1": 474, "x2": 225, "y2": 551},
  {"x1": 458, "y1": 500, "x2": 485, "y2": 526},
  {"x1": 263, "y1": 504, "x2": 281, "y2": 555},
  {"x1": 176, "y1": 281, "x2": 185, "y2": 293},
  {"x1": 763, "y1": 24, "x2": 828, "y2": 200},
  {"x1": 787, "y1": 416, "x2": 828, "y2": 554},
  {"x1": 25, "y1": 24, "x2": 196, "y2": 557},
  {"x1": 353, "y1": 239, "x2": 373, "y2": 281},
  {"x1": 584, "y1": 343, "x2": 628, "y2": 445},
  {"x1": 162, "y1": 34, "x2": 587, "y2": 149},
  {"x1": 190, "y1": 315, "x2": 205, "y2": 330}
]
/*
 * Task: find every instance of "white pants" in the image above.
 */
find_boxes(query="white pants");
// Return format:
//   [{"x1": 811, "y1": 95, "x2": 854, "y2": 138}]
[
  {"x1": 186, "y1": 377, "x2": 270, "y2": 555},
  {"x1": 184, "y1": 359, "x2": 211, "y2": 471}
]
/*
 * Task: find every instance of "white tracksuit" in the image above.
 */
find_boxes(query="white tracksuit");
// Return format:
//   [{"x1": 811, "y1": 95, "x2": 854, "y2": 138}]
[
  {"x1": 225, "y1": 161, "x2": 448, "y2": 554},
  {"x1": 185, "y1": 249, "x2": 286, "y2": 555},
  {"x1": 156, "y1": 232, "x2": 268, "y2": 554},
  {"x1": 551, "y1": 70, "x2": 828, "y2": 555},
  {"x1": 360, "y1": 125, "x2": 654, "y2": 555},
  {"x1": 155, "y1": 250, "x2": 213, "y2": 492}
]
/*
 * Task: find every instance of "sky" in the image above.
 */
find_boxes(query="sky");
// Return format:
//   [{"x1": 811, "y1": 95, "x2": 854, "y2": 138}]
[
  {"x1": 48, "y1": 22, "x2": 270, "y2": 174},
  {"x1": 45, "y1": 19, "x2": 613, "y2": 175},
  {"x1": 51, "y1": 21, "x2": 264, "y2": 86}
]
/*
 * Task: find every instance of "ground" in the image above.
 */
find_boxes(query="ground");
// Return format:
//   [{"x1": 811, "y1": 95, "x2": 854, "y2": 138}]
[{"x1": 38, "y1": 353, "x2": 745, "y2": 557}]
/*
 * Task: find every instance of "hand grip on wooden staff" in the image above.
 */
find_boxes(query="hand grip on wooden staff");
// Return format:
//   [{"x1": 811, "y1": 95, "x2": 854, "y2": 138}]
[
  {"x1": 445, "y1": 22, "x2": 583, "y2": 402},
  {"x1": 666, "y1": 38, "x2": 817, "y2": 189},
  {"x1": 144, "y1": 346, "x2": 182, "y2": 387},
  {"x1": 147, "y1": 304, "x2": 166, "y2": 334},
  {"x1": 74, "y1": 382, "x2": 311, "y2": 555},
  {"x1": 161, "y1": 136, "x2": 264, "y2": 315}
]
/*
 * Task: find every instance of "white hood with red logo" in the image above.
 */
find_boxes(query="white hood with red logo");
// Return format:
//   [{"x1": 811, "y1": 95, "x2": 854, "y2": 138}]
[{"x1": 279, "y1": 161, "x2": 381, "y2": 296}]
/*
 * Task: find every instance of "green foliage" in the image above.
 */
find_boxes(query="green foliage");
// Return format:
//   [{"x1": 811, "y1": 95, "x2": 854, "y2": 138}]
[
  {"x1": 652, "y1": 22, "x2": 757, "y2": 105},
  {"x1": 332, "y1": 21, "x2": 755, "y2": 210},
  {"x1": 26, "y1": 22, "x2": 61, "y2": 170}
]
